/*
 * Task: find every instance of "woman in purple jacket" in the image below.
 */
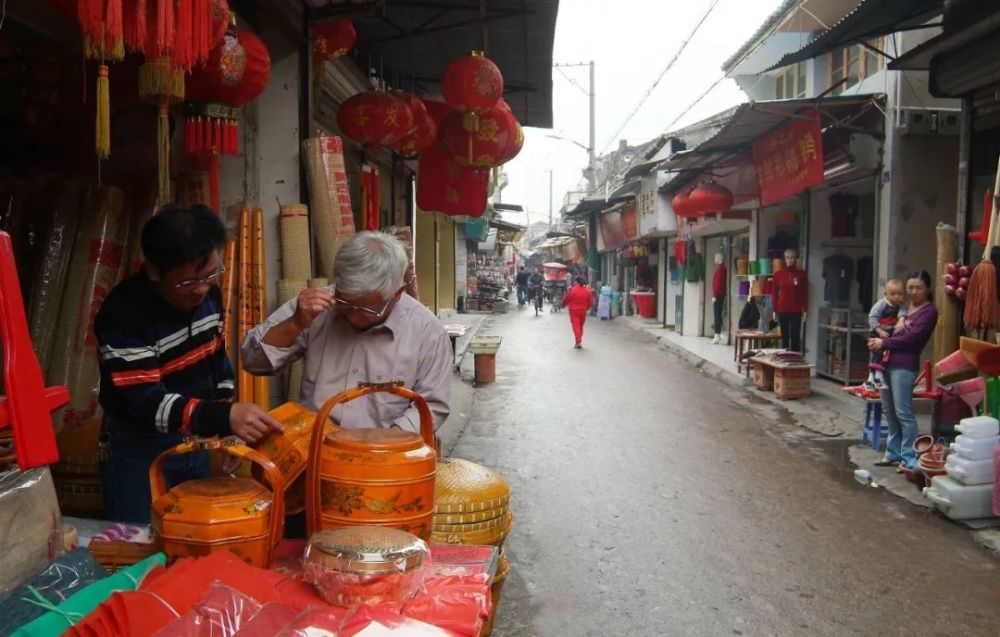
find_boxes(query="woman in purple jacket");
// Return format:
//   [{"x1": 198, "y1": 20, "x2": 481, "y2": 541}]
[{"x1": 868, "y1": 270, "x2": 937, "y2": 469}]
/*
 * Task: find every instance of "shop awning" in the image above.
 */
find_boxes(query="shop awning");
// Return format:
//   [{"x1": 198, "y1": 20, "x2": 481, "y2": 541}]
[
  {"x1": 657, "y1": 95, "x2": 884, "y2": 193},
  {"x1": 563, "y1": 195, "x2": 634, "y2": 220},
  {"x1": 489, "y1": 217, "x2": 525, "y2": 244},
  {"x1": 306, "y1": 0, "x2": 558, "y2": 127},
  {"x1": 762, "y1": 0, "x2": 945, "y2": 73}
]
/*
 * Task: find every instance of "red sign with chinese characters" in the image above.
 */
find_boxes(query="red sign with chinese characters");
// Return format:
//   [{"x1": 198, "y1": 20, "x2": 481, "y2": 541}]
[
  {"x1": 621, "y1": 204, "x2": 638, "y2": 241},
  {"x1": 751, "y1": 108, "x2": 824, "y2": 207}
]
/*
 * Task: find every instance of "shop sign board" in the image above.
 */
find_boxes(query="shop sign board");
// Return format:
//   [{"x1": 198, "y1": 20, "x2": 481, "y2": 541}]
[{"x1": 751, "y1": 108, "x2": 824, "y2": 207}]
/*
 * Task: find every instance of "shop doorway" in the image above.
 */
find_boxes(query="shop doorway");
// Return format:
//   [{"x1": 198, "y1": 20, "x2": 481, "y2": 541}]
[{"x1": 702, "y1": 235, "x2": 729, "y2": 338}]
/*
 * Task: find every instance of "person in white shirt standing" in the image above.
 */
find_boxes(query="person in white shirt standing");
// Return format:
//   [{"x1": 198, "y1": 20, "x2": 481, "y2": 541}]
[{"x1": 241, "y1": 231, "x2": 453, "y2": 432}]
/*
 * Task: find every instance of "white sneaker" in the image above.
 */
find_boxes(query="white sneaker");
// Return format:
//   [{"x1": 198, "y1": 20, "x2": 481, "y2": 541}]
[
  {"x1": 710, "y1": 334, "x2": 720, "y2": 344},
  {"x1": 718, "y1": 333, "x2": 727, "y2": 344}
]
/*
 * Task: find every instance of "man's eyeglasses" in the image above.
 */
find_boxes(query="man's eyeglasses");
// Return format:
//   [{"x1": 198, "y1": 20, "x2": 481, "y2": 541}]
[
  {"x1": 174, "y1": 266, "x2": 225, "y2": 290},
  {"x1": 334, "y1": 288, "x2": 403, "y2": 318}
]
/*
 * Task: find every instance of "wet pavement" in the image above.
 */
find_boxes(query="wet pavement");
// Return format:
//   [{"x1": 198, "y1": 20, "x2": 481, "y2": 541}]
[{"x1": 447, "y1": 306, "x2": 1000, "y2": 636}]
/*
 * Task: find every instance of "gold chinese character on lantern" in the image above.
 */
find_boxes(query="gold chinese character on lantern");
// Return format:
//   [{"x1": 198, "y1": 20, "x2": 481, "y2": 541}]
[
  {"x1": 799, "y1": 132, "x2": 818, "y2": 163},
  {"x1": 384, "y1": 105, "x2": 399, "y2": 127},
  {"x1": 475, "y1": 117, "x2": 500, "y2": 143}
]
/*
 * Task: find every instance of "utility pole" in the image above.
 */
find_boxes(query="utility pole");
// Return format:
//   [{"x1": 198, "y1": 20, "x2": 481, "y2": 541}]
[
  {"x1": 548, "y1": 169, "x2": 554, "y2": 229},
  {"x1": 553, "y1": 61, "x2": 596, "y2": 193}
]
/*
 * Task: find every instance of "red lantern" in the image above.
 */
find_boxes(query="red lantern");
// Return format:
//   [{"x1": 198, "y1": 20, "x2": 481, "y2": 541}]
[
  {"x1": 312, "y1": 18, "x2": 356, "y2": 61},
  {"x1": 671, "y1": 190, "x2": 701, "y2": 219},
  {"x1": 337, "y1": 91, "x2": 414, "y2": 150},
  {"x1": 390, "y1": 94, "x2": 437, "y2": 156},
  {"x1": 438, "y1": 106, "x2": 515, "y2": 171},
  {"x1": 416, "y1": 143, "x2": 489, "y2": 217},
  {"x1": 495, "y1": 109, "x2": 524, "y2": 165},
  {"x1": 422, "y1": 99, "x2": 455, "y2": 127},
  {"x1": 689, "y1": 182, "x2": 734, "y2": 213},
  {"x1": 441, "y1": 51, "x2": 503, "y2": 111}
]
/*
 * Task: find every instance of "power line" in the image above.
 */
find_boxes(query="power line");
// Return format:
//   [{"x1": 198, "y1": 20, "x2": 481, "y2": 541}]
[
  {"x1": 663, "y1": 75, "x2": 727, "y2": 134},
  {"x1": 554, "y1": 66, "x2": 589, "y2": 97},
  {"x1": 599, "y1": 0, "x2": 721, "y2": 153}
]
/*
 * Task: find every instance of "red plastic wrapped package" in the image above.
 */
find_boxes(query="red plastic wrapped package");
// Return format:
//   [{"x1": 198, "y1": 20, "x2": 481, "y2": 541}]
[
  {"x1": 232, "y1": 604, "x2": 300, "y2": 637},
  {"x1": 401, "y1": 574, "x2": 491, "y2": 637},
  {"x1": 339, "y1": 607, "x2": 459, "y2": 637}
]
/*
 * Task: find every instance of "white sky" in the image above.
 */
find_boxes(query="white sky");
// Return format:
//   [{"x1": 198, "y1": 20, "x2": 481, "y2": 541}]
[{"x1": 498, "y1": 0, "x2": 785, "y2": 227}]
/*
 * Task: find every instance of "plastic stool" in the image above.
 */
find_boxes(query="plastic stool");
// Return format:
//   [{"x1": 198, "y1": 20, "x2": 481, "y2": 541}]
[{"x1": 861, "y1": 400, "x2": 887, "y2": 450}]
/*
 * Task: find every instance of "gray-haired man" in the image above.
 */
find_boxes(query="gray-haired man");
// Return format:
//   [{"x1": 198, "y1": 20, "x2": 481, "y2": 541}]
[{"x1": 241, "y1": 231, "x2": 453, "y2": 432}]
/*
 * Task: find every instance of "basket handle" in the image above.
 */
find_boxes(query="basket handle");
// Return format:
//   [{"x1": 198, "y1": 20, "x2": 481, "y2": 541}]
[
  {"x1": 305, "y1": 382, "x2": 436, "y2": 534},
  {"x1": 150, "y1": 436, "x2": 285, "y2": 565}
]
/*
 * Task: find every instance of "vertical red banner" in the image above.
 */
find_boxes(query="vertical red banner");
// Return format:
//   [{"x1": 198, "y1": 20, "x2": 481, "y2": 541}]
[{"x1": 751, "y1": 107, "x2": 824, "y2": 207}]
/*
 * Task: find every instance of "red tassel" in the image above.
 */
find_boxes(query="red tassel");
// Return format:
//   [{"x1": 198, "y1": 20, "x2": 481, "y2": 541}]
[
  {"x1": 195, "y1": 116, "x2": 204, "y2": 153},
  {"x1": 175, "y1": 0, "x2": 193, "y2": 70},
  {"x1": 105, "y1": 0, "x2": 123, "y2": 54},
  {"x1": 230, "y1": 121, "x2": 239, "y2": 154},
  {"x1": 123, "y1": 0, "x2": 146, "y2": 50},
  {"x1": 213, "y1": 118, "x2": 222, "y2": 151},
  {"x1": 156, "y1": 0, "x2": 174, "y2": 57},
  {"x1": 184, "y1": 117, "x2": 194, "y2": 154},
  {"x1": 194, "y1": 0, "x2": 211, "y2": 64}
]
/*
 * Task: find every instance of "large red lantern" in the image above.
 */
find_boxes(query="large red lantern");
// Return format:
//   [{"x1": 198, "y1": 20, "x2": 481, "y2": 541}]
[
  {"x1": 438, "y1": 106, "x2": 515, "y2": 171},
  {"x1": 312, "y1": 18, "x2": 356, "y2": 61},
  {"x1": 416, "y1": 143, "x2": 489, "y2": 217},
  {"x1": 671, "y1": 190, "x2": 701, "y2": 219},
  {"x1": 390, "y1": 93, "x2": 436, "y2": 156},
  {"x1": 441, "y1": 51, "x2": 503, "y2": 111},
  {"x1": 689, "y1": 182, "x2": 734, "y2": 213},
  {"x1": 337, "y1": 91, "x2": 414, "y2": 150},
  {"x1": 423, "y1": 99, "x2": 455, "y2": 127},
  {"x1": 495, "y1": 105, "x2": 524, "y2": 165}
]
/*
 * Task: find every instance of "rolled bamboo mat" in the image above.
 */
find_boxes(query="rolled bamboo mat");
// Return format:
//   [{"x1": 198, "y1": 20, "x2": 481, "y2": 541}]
[
  {"x1": 277, "y1": 279, "x2": 307, "y2": 403},
  {"x1": 237, "y1": 207, "x2": 254, "y2": 403},
  {"x1": 302, "y1": 136, "x2": 356, "y2": 280},
  {"x1": 29, "y1": 178, "x2": 88, "y2": 372},
  {"x1": 47, "y1": 185, "x2": 127, "y2": 434},
  {"x1": 220, "y1": 237, "x2": 237, "y2": 358},
  {"x1": 252, "y1": 207, "x2": 269, "y2": 411},
  {"x1": 934, "y1": 223, "x2": 960, "y2": 365},
  {"x1": 279, "y1": 204, "x2": 312, "y2": 281},
  {"x1": 309, "y1": 277, "x2": 329, "y2": 289}
]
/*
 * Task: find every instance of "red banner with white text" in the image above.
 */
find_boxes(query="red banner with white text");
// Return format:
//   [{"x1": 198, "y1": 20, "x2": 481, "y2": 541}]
[{"x1": 751, "y1": 108, "x2": 824, "y2": 207}]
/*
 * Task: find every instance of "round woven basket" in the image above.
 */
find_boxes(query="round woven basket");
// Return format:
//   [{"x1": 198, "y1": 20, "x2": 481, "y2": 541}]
[{"x1": 434, "y1": 458, "x2": 511, "y2": 515}]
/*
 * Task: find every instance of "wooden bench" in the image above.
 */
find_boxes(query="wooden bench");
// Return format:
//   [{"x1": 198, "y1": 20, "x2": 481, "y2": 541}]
[{"x1": 734, "y1": 330, "x2": 782, "y2": 377}]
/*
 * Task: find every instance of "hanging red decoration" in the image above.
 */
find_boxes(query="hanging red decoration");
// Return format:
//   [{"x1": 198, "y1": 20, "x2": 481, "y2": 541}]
[
  {"x1": 416, "y1": 143, "x2": 489, "y2": 217},
  {"x1": 671, "y1": 190, "x2": 701, "y2": 219},
  {"x1": 336, "y1": 91, "x2": 414, "y2": 150},
  {"x1": 441, "y1": 51, "x2": 503, "y2": 111},
  {"x1": 389, "y1": 93, "x2": 437, "y2": 157},
  {"x1": 438, "y1": 105, "x2": 515, "y2": 171},
  {"x1": 312, "y1": 18, "x2": 357, "y2": 62},
  {"x1": 422, "y1": 99, "x2": 455, "y2": 127},
  {"x1": 494, "y1": 105, "x2": 524, "y2": 165},
  {"x1": 689, "y1": 182, "x2": 734, "y2": 213}
]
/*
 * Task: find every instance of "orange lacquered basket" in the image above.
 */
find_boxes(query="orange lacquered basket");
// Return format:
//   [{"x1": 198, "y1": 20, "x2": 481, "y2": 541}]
[
  {"x1": 150, "y1": 436, "x2": 285, "y2": 568},
  {"x1": 254, "y1": 402, "x2": 332, "y2": 515},
  {"x1": 306, "y1": 382, "x2": 437, "y2": 540}
]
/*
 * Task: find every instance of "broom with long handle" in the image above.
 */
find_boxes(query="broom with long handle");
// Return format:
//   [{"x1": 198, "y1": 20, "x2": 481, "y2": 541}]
[{"x1": 964, "y1": 155, "x2": 1000, "y2": 335}]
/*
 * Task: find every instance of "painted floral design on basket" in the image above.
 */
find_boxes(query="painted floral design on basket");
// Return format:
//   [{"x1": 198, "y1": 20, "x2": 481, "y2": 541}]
[{"x1": 321, "y1": 482, "x2": 425, "y2": 517}]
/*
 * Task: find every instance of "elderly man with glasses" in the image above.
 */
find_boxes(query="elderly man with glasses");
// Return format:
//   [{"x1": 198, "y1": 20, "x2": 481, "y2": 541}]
[
  {"x1": 241, "y1": 231, "x2": 453, "y2": 433},
  {"x1": 94, "y1": 205, "x2": 284, "y2": 523}
]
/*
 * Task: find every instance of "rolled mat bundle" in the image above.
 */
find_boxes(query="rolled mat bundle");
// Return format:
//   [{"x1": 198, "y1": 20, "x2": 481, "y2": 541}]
[
  {"x1": 47, "y1": 185, "x2": 128, "y2": 433},
  {"x1": 277, "y1": 279, "x2": 307, "y2": 402},
  {"x1": 302, "y1": 136, "x2": 356, "y2": 280},
  {"x1": 309, "y1": 277, "x2": 329, "y2": 289},
  {"x1": 279, "y1": 204, "x2": 312, "y2": 281},
  {"x1": 28, "y1": 178, "x2": 88, "y2": 372},
  {"x1": 0, "y1": 468, "x2": 62, "y2": 598}
]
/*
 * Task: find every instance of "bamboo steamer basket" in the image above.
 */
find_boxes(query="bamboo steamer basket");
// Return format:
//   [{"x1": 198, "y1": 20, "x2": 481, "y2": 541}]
[
  {"x1": 480, "y1": 551, "x2": 510, "y2": 637},
  {"x1": 151, "y1": 437, "x2": 285, "y2": 568},
  {"x1": 431, "y1": 511, "x2": 512, "y2": 547},
  {"x1": 434, "y1": 458, "x2": 510, "y2": 514},
  {"x1": 434, "y1": 505, "x2": 508, "y2": 526},
  {"x1": 306, "y1": 383, "x2": 437, "y2": 540},
  {"x1": 254, "y1": 402, "x2": 332, "y2": 515}
]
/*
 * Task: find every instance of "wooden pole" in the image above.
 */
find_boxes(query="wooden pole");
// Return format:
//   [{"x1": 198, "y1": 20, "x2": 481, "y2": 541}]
[
  {"x1": 252, "y1": 207, "x2": 270, "y2": 410},
  {"x1": 237, "y1": 206, "x2": 254, "y2": 404},
  {"x1": 934, "y1": 223, "x2": 960, "y2": 371}
]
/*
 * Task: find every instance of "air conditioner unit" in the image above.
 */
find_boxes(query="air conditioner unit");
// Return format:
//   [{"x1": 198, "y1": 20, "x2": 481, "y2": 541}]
[{"x1": 897, "y1": 108, "x2": 961, "y2": 136}]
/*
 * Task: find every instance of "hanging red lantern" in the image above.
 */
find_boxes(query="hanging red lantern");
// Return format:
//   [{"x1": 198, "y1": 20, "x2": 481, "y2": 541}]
[
  {"x1": 438, "y1": 105, "x2": 515, "y2": 171},
  {"x1": 337, "y1": 91, "x2": 414, "y2": 150},
  {"x1": 390, "y1": 93, "x2": 437, "y2": 156},
  {"x1": 671, "y1": 190, "x2": 701, "y2": 219},
  {"x1": 689, "y1": 182, "x2": 734, "y2": 213},
  {"x1": 441, "y1": 51, "x2": 503, "y2": 111},
  {"x1": 312, "y1": 18, "x2": 356, "y2": 61},
  {"x1": 495, "y1": 108, "x2": 524, "y2": 165},
  {"x1": 416, "y1": 143, "x2": 489, "y2": 217},
  {"x1": 422, "y1": 99, "x2": 455, "y2": 127}
]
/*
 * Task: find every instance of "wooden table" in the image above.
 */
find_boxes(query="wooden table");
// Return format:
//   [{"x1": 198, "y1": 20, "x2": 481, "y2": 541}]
[
  {"x1": 443, "y1": 324, "x2": 468, "y2": 369},
  {"x1": 734, "y1": 330, "x2": 783, "y2": 377},
  {"x1": 750, "y1": 356, "x2": 815, "y2": 399}
]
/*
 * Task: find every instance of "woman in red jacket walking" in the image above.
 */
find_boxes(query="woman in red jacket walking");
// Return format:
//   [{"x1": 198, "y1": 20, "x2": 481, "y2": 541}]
[{"x1": 562, "y1": 276, "x2": 594, "y2": 348}]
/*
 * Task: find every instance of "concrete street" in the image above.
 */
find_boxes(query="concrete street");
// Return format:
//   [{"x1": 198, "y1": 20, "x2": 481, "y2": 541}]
[{"x1": 446, "y1": 306, "x2": 1000, "y2": 636}]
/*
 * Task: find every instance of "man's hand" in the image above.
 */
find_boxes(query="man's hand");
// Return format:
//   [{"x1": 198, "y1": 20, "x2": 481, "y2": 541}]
[
  {"x1": 867, "y1": 337, "x2": 884, "y2": 352},
  {"x1": 230, "y1": 402, "x2": 284, "y2": 443},
  {"x1": 292, "y1": 287, "x2": 335, "y2": 331}
]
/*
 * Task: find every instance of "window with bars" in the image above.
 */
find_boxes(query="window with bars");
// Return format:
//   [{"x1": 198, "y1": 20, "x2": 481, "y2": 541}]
[
  {"x1": 828, "y1": 39, "x2": 885, "y2": 95},
  {"x1": 773, "y1": 63, "x2": 807, "y2": 100}
]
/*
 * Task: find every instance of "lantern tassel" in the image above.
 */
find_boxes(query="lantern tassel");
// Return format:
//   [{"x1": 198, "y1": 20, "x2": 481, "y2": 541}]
[
  {"x1": 95, "y1": 64, "x2": 111, "y2": 159},
  {"x1": 158, "y1": 104, "x2": 172, "y2": 205},
  {"x1": 175, "y1": 0, "x2": 193, "y2": 70}
]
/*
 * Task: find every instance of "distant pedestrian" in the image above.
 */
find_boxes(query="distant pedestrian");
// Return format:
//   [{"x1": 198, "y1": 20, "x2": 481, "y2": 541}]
[{"x1": 562, "y1": 276, "x2": 594, "y2": 348}]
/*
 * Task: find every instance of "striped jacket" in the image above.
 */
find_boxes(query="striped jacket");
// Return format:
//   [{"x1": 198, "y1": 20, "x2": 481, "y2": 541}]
[{"x1": 94, "y1": 272, "x2": 235, "y2": 437}]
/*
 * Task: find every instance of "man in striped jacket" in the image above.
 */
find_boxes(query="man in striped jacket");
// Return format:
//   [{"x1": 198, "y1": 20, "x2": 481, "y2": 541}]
[{"x1": 95, "y1": 205, "x2": 282, "y2": 523}]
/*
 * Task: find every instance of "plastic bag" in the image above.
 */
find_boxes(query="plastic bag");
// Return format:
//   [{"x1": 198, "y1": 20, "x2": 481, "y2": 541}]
[
  {"x1": 276, "y1": 607, "x2": 354, "y2": 636},
  {"x1": 401, "y1": 575, "x2": 491, "y2": 637},
  {"x1": 0, "y1": 467, "x2": 63, "y2": 597},
  {"x1": 232, "y1": 604, "x2": 300, "y2": 637},
  {"x1": 0, "y1": 548, "x2": 106, "y2": 634},
  {"x1": 339, "y1": 608, "x2": 459, "y2": 637},
  {"x1": 153, "y1": 584, "x2": 262, "y2": 637}
]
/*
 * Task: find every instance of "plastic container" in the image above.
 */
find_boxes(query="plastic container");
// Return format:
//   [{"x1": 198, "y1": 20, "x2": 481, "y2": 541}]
[
  {"x1": 758, "y1": 258, "x2": 772, "y2": 275},
  {"x1": 956, "y1": 416, "x2": 1000, "y2": 439},
  {"x1": 946, "y1": 454, "x2": 996, "y2": 485},
  {"x1": 950, "y1": 435, "x2": 1000, "y2": 461},
  {"x1": 923, "y1": 476, "x2": 996, "y2": 520},
  {"x1": 469, "y1": 336, "x2": 502, "y2": 355}
]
